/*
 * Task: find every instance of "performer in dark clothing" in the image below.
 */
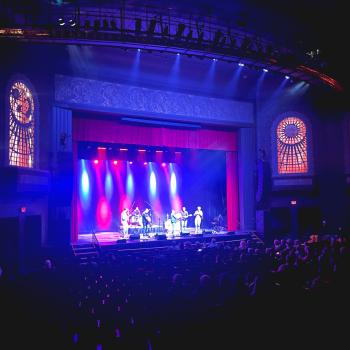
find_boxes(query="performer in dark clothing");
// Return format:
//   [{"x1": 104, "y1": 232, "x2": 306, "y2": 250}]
[{"x1": 142, "y1": 208, "x2": 152, "y2": 235}]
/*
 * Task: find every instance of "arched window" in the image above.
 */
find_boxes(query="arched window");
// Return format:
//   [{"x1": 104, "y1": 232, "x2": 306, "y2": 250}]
[
  {"x1": 276, "y1": 116, "x2": 308, "y2": 174},
  {"x1": 8, "y1": 80, "x2": 36, "y2": 168}
]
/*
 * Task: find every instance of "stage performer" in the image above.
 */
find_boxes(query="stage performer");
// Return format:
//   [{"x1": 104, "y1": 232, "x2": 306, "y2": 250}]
[
  {"x1": 121, "y1": 208, "x2": 130, "y2": 236},
  {"x1": 142, "y1": 208, "x2": 152, "y2": 235},
  {"x1": 170, "y1": 209, "x2": 178, "y2": 235},
  {"x1": 132, "y1": 206, "x2": 142, "y2": 226},
  {"x1": 180, "y1": 206, "x2": 190, "y2": 232},
  {"x1": 194, "y1": 206, "x2": 203, "y2": 233}
]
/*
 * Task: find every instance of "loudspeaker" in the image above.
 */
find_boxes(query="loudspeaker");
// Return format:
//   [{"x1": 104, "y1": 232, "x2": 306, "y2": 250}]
[
  {"x1": 116, "y1": 239, "x2": 127, "y2": 243},
  {"x1": 156, "y1": 234, "x2": 167, "y2": 240},
  {"x1": 180, "y1": 231, "x2": 190, "y2": 236},
  {"x1": 129, "y1": 228, "x2": 140, "y2": 235},
  {"x1": 202, "y1": 229, "x2": 212, "y2": 235},
  {"x1": 129, "y1": 233, "x2": 140, "y2": 240}
]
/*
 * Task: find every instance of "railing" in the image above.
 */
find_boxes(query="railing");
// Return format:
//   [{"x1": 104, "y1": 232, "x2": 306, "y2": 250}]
[
  {"x1": 0, "y1": 2, "x2": 314, "y2": 67},
  {"x1": 0, "y1": 2, "x2": 340, "y2": 90}
]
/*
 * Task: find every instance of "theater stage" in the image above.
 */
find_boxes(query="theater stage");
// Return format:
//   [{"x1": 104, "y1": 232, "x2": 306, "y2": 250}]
[{"x1": 75, "y1": 228, "x2": 258, "y2": 253}]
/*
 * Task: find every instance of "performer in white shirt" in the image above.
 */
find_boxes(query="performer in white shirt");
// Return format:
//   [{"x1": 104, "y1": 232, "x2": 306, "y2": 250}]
[
  {"x1": 194, "y1": 206, "x2": 203, "y2": 233},
  {"x1": 121, "y1": 208, "x2": 130, "y2": 236}
]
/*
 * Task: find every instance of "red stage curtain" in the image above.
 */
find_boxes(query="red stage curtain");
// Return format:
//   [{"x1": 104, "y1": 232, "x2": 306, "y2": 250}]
[{"x1": 73, "y1": 118, "x2": 237, "y2": 151}]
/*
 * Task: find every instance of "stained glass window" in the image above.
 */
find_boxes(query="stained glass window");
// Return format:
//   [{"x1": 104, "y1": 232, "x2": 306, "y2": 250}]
[
  {"x1": 8, "y1": 81, "x2": 35, "y2": 168},
  {"x1": 277, "y1": 117, "x2": 308, "y2": 174}
]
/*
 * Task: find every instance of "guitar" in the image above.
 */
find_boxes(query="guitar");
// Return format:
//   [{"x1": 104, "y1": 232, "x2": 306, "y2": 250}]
[{"x1": 180, "y1": 213, "x2": 193, "y2": 221}]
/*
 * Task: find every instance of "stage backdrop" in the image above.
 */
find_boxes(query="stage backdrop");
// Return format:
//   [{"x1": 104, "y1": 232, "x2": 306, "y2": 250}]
[
  {"x1": 72, "y1": 117, "x2": 238, "y2": 241},
  {"x1": 77, "y1": 151, "x2": 226, "y2": 233}
]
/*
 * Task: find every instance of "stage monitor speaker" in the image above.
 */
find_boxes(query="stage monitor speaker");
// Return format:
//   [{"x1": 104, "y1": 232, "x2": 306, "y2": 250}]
[
  {"x1": 129, "y1": 233, "x2": 140, "y2": 240},
  {"x1": 202, "y1": 229, "x2": 212, "y2": 235},
  {"x1": 156, "y1": 234, "x2": 167, "y2": 240},
  {"x1": 129, "y1": 228, "x2": 140, "y2": 235},
  {"x1": 116, "y1": 239, "x2": 127, "y2": 244},
  {"x1": 180, "y1": 231, "x2": 190, "y2": 236},
  {"x1": 196, "y1": 233, "x2": 204, "y2": 237}
]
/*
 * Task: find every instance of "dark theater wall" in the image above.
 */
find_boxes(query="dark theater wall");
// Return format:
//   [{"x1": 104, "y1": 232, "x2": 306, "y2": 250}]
[{"x1": 255, "y1": 84, "x2": 350, "y2": 236}]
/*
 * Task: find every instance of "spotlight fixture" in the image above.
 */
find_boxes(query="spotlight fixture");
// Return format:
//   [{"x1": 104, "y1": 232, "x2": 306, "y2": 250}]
[
  {"x1": 285, "y1": 75, "x2": 290, "y2": 79},
  {"x1": 186, "y1": 29, "x2": 193, "y2": 42},
  {"x1": 228, "y1": 32, "x2": 237, "y2": 48},
  {"x1": 84, "y1": 19, "x2": 91, "y2": 29},
  {"x1": 129, "y1": 161, "x2": 133, "y2": 165},
  {"x1": 240, "y1": 37, "x2": 252, "y2": 51},
  {"x1": 110, "y1": 19, "x2": 117, "y2": 30},
  {"x1": 219, "y1": 36, "x2": 226, "y2": 48},
  {"x1": 93, "y1": 19, "x2": 100, "y2": 30},
  {"x1": 263, "y1": 68, "x2": 268, "y2": 72},
  {"x1": 68, "y1": 19, "x2": 76, "y2": 27},
  {"x1": 135, "y1": 18, "x2": 142, "y2": 34},
  {"x1": 196, "y1": 22, "x2": 204, "y2": 45},
  {"x1": 212, "y1": 30, "x2": 222, "y2": 47},
  {"x1": 58, "y1": 18, "x2": 65, "y2": 26},
  {"x1": 147, "y1": 18, "x2": 157, "y2": 35},
  {"x1": 238, "y1": 62, "x2": 245, "y2": 67},
  {"x1": 159, "y1": 15, "x2": 169, "y2": 37},
  {"x1": 197, "y1": 31, "x2": 204, "y2": 45},
  {"x1": 113, "y1": 160, "x2": 118, "y2": 165},
  {"x1": 175, "y1": 23, "x2": 186, "y2": 39},
  {"x1": 93, "y1": 159, "x2": 99, "y2": 164},
  {"x1": 162, "y1": 163, "x2": 166, "y2": 167},
  {"x1": 161, "y1": 25, "x2": 169, "y2": 36}
]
